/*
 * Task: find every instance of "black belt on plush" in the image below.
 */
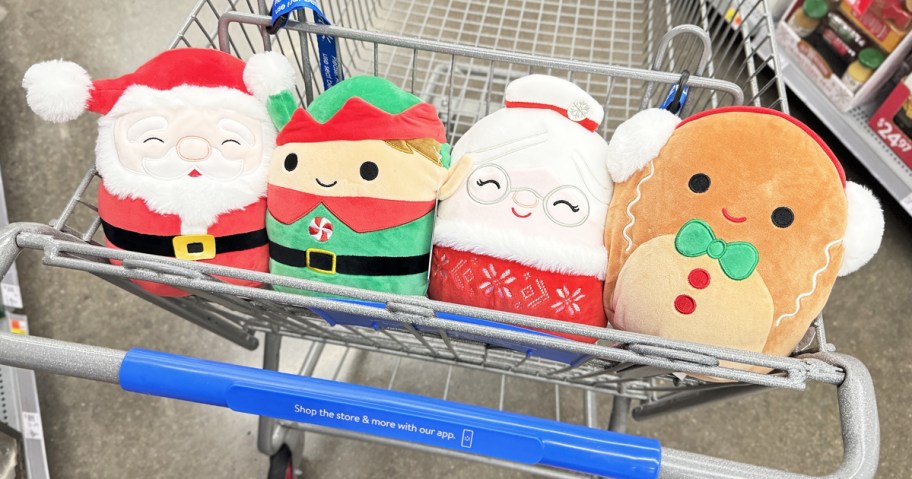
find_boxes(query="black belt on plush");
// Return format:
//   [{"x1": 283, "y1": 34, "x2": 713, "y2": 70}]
[
  {"x1": 100, "y1": 219, "x2": 268, "y2": 258},
  {"x1": 269, "y1": 241, "x2": 429, "y2": 276}
]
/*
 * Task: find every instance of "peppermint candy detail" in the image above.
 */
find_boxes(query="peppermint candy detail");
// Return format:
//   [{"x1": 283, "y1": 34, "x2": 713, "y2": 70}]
[{"x1": 308, "y1": 216, "x2": 333, "y2": 242}]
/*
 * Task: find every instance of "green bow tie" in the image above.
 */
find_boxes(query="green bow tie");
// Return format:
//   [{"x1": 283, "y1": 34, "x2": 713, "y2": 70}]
[{"x1": 674, "y1": 219, "x2": 759, "y2": 281}]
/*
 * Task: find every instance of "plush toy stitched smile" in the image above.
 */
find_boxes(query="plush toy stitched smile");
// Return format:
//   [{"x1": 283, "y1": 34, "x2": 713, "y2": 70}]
[{"x1": 603, "y1": 106, "x2": 884, "y2": 372}]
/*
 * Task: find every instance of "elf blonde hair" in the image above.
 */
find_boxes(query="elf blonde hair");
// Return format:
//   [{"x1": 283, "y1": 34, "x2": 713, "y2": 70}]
[{"x1": 384, "y1": 138, "x2": 442, "y2": 166}]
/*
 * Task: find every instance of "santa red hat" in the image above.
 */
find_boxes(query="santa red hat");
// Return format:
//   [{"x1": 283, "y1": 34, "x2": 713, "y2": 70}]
[
  {"x1": 605, "y1": 105, "x2": 884, "y2": 277},
  {"x1": 22, "y1": 48, "x2": 295, "y2": 123}
]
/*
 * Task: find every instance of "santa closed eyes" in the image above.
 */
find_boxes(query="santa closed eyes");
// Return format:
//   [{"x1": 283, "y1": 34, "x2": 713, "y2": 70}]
[{"x1": 23, "y1": 48, "x2": 295, "y2": 296}]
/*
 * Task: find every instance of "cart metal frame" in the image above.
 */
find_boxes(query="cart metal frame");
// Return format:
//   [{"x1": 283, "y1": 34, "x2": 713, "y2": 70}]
[{"x1": 0, "y1": 1, "x2": 881, "y2": 478}]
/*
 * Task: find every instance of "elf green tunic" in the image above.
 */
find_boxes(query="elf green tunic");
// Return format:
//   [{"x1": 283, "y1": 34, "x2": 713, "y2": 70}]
[{"x1": 267, "y1": 204, "x2": 434, "y2": 296}]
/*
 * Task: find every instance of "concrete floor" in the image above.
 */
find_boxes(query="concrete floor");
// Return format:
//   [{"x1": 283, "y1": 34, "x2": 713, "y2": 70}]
[{"x1": 0, "y1": 1, "x2": 909, "y2": 478}]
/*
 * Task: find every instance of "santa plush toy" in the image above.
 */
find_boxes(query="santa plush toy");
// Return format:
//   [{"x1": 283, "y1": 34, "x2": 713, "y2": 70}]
[
  {"x1": 429, "y1": 75, "x2": 614, "y2": 343},
  {"x1": 23, "y1": 48, "x2": 296, "y2": 296}
]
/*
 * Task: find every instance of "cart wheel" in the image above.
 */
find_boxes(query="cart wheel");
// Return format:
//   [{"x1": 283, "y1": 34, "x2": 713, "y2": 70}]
[{"x1": 267, "y1": 445, "x2": 295, "y2": 479}]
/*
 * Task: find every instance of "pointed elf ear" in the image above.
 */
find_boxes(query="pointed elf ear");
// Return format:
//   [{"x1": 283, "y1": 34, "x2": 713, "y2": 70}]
[
  {"x1": 243, "y1": 51, "x2": 298, "y2": 130},
  {"x1": 838, "y1": 181, "x2": 885, "y2": 276},
  {"x1": 439, "y1": 155, "x2": 472, "y2": 200},
  {"x1": 606, "y1": 108, "x2": 680, "y2": 182}
]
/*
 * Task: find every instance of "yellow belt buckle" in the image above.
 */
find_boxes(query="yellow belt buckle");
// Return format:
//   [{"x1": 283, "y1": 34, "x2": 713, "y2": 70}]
[
  {"x1": 305, "y1": 248, "x2": 337, "y2": 274},
  {"x1": 172, "y1": 234, "x2": 216, "y2": 261}
]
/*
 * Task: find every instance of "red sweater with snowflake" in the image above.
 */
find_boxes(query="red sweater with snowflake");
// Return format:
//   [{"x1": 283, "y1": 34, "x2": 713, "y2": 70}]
[{"x1": 428, "y1": 246, "x2": 606, "y2": 343}]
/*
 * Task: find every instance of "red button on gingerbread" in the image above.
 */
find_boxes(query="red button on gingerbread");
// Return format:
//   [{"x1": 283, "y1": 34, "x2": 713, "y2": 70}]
[
  {"x1": 688, "y1": 268, "x2": 710, "y2": 289},
  {"x1": 674, "y1": 294, "x2": 696, "y2": 315}
]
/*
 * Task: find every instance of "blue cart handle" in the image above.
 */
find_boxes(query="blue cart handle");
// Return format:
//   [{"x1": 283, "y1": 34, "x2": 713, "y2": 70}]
[{"x1": 120, "y1": 349, "x2": 661, "y2": 479}]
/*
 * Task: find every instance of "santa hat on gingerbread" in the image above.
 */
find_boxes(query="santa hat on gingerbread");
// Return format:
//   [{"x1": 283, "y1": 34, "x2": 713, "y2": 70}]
[
  {"x1": 605, "y1": 106, "x2": 884, "y2": 276},
  {"x1": 435, "y1": 74, "x2": 613, "y2": 279}
]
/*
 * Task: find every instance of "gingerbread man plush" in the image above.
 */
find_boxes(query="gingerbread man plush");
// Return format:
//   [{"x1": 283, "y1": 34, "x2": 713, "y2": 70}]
[{"x1": 603, "y1": 107, "x2": 884, "y2": 370}]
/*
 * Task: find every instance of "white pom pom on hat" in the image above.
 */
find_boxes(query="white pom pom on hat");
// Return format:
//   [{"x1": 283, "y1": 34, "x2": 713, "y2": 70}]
[
  {"x1": 22, "y1": 59, "x2": 93, "y2": 123},
  {"x1": 243, "y1": 51, "x2": 297, "y2": 102},
  {"x1": 839, "y1": 182, "x2": 884, "y2": 276}
]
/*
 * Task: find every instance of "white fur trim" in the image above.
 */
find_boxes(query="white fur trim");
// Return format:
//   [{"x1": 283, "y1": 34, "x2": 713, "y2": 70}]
[
  {"x1": 505, "y1": 74, "x2": 604, "y2": 127},
  {"x1": 838, "y1": 182, "x2": 884, "y2": 276},
  {"x1": 433, "y1": 218, "x2": 608, "y2": 279},
  {"x1": 95, "y1": 115, "x2": 274, "y2": 229},
  {"x1": 22, "y1": 60, "x2": 93, "y2": 122},
  {"x1": 108, "y1": 85, "x2": 270, "y2": 122},
  {"x1": 244, "y1": 52, "x2": 297, "y2": 103},
  {"x1": 606, "y1": 108, "x2": 680, "y2": 182}
]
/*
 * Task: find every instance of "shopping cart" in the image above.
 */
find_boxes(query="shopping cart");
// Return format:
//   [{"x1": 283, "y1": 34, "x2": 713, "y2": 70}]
[{"x1": 0, "y1": 1, "x2": 880, "y2": 478}]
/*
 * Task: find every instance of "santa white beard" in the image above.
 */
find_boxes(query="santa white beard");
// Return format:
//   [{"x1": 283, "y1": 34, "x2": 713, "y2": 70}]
[
  {"x1": 432, "y1": 217, "x2": 608, "y2": 279},
  {"x1": 95, "y1": 116, "x2": 273, "y2": 232}
]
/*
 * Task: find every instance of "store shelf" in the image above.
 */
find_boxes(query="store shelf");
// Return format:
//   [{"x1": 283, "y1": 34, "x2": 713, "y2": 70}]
[
  {"x1": 0, "y1": 164, "x2": 48, "y2": 479},
  {"x1": 779, "y1": 51, "x2": 912, "y2": 215}
]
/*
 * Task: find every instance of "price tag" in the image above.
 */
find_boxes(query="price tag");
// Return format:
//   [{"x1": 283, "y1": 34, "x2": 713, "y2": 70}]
[
  {"x1": 21, "y1": 412, "x2": 44, "y2": 440},
  {"x1": 271, "y1": 1, "x2": 343, "y2": 90},
  {"x1": 1, "y1": 282, "x2": 22, "y2": 309},
  {"x1": 900, "y1": 193, "x2": 912, "y2": 215}
]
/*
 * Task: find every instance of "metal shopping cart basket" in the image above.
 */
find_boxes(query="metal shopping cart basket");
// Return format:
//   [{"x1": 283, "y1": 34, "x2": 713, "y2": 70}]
[{"x1": 0, "y1": 1, "x2": 880, "y2": 478}]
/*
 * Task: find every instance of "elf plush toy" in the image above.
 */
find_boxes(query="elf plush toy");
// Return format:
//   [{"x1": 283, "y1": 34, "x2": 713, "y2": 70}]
[
  {"x1": 603, "y1": 106, "x2": 884, "y2": 372},
  {"x1": 428, "y1": 75, "x2": 613, "y2": 343},
  {"x1": 22, "y1": 48, "x2": 296, "y2": 296},
  {"x1": 265, "y1": 76, "x2": 470, "y2": 295}
]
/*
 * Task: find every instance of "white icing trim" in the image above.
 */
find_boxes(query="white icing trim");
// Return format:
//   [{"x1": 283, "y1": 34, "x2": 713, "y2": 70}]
[
  {"x1": 622, "y1": 162, "x2": 655, "y2": 252},
  {"x1": 775, "y1": 239, "x2": 842, "y2": 327},
  {"x1": 432, "y1": 218, "x2": 607, "y2": 279}
]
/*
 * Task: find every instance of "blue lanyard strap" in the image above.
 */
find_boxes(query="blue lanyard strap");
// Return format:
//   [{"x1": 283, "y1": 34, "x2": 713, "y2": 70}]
[{"x1": 270, "y1": 0, "x2": 344, "y2": 90}]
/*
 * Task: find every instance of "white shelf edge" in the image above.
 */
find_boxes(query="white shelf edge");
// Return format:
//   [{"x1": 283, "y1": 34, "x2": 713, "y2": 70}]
[
  {"x1": 779, "y1": 52, "x2": 912, "y2": 215},
  {"x1": 0, "y1": 163, "x2": 49, "y2": 478}
]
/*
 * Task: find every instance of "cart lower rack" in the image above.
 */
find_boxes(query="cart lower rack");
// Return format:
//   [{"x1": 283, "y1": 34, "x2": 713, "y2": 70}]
[{"x1": 0, "y1": 0, "x2": 881, "y2": 477}]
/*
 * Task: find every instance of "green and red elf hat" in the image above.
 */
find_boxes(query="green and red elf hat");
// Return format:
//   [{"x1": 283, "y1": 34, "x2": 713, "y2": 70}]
[{"x1": 266, "y1": 76, "x2": 451, "y2": 167}]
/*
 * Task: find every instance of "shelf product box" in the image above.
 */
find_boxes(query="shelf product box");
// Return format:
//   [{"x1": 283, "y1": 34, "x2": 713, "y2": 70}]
[
  {"x1": 777, "y1": 0, "x2": 912, "y2": 110},
  {"x1": 869, "y1": 74, "x2": 912, "y2": 166}
]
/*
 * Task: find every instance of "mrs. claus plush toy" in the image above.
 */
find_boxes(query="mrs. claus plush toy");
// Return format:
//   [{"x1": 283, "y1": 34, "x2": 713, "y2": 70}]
[
  {"x1": 603, "y1": 106, "x2": 884, "y2": 371},
  {"x1": 22, "y1": 49, "x2": 295, "y2": 296},
  {"x1": 264, "y1": 76, "x2": 470, "y2": 296},
  {"x1": 429, "y1": 75, "x2": 613, "y2": 343}
]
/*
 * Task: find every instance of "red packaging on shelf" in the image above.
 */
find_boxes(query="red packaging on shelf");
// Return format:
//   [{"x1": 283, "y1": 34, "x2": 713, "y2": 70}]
[{"x1": 869, "y1": 75, "x2": 912, "y2": 166}]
